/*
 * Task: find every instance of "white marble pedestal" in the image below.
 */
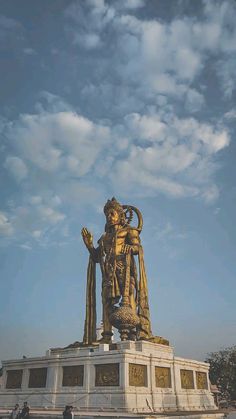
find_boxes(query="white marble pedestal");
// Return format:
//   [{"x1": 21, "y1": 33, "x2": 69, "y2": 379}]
[{"x1": 0, "y1": 341, "x2": 217, "y2": 414}]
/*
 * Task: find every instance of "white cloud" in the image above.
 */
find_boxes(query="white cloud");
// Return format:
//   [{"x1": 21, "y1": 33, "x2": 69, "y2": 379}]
[
  {"x1": 0, "y1": 212, "x2": 14, "y2": 237},
  {"x1": 0, "y1": 71, "x2": 231, "y2": 246},
  {"x1": 37, "y1": 206, "x2": 65, "y2": 224},
  {"x1": 4, "y1": 156, "x2": 28, "y2": 181},
  {"x1": 172, "y1": 117, "x2": 230, "y2": 153},
  {"x1": 7, "y1": 204, "x2": 66, "y2": 247},
  {"x1": 6, "y1": 110, "x2": 110, "y2": 175},
  {"x1": 203, "y1": 1, "x2": 236, "y2": 50},
  {"x1": 124, "y1": 113, "x2": 166, "y2": 142},
  {"x1": 19, "y1": 243, "x2": 32, "y2": 250},
  {"x1": 117, "y1": 0, "x2": 145, "y2": 9},
  {"x1": 64, "y1": 0, "x2": 236, "y2": 106},
  {"x1": 2, "y1": 95, "x2": 230, "y2": 210},
  {"x1": 0, "y1": 96, "x2": 112, "y2": 245},
  {"x1": 110, "y1": 160, "x2": 199, "y2": 198},
  {"x1": 35, "y1": 91, "x2": 73, "y2": 113},
  {"x1": 108, "y1": 111, "x2": 230, "y2": 200},
  {"x1": 0, "y1": 187, "x2": 68, "y2": 247},
  {"x1": 153, "y1": 221, "x2": 188, "y2": 242},
  {"x1": 216, "y1": 58, "x2": 236, "y2": 98},
  {"x1": 185, "y1": 89, "x2": 205, "y2": 113},
  {"x1": 73, "y1": 32, "x2": 101, "y2": 49},
  {"x1": 115, "y1": 15, "x2": 204, "y2": 92},
  {"x1": 202, "y1": 1, "x2": 236, "y2": 98},
  {"x1": 224, "y1": 109, "x2": 236, "y2": 120},
  {"x1": 29, "y1": 196, "x2": 42, "y2": 205},
  {"x1": 202, "y1": 185, "x2": 219, "y2": 204},
  {"x1": 1, "y1": 2, "x2": 235, "y2": 249},
  {"x1": 122, "y1": 144, "x2": 196, "y2": 175},
  {"x1": 32, "y1": 230, "x2": 42, "y2": 239},
  {"x1": 65, "y1": 0, "x2": 116, "y2": 51}
]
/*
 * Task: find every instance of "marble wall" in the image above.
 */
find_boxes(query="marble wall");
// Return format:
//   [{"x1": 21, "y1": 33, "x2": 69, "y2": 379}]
[{"x1": 0, "y1": 341, "x2": 217, "y2": 413}]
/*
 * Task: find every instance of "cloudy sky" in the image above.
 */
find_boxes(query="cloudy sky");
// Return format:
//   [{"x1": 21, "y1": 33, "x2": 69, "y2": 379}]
[{"x1": 0, "y1": 0, "x2": 236, "y2": 364}]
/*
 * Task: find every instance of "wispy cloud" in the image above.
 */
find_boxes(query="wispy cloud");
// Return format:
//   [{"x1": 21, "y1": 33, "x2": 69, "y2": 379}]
[
  {"x1": 65, "y1": 0, "x2": 236, "y2": 107},
  {"x1": 0, "y1": 0, "x2": 235, "y2": 247},
  {"x1": 0, "y1": 14, "x2": 32, "y2": 54},
  {"x1": 153, "y1": 221, "x2": 188, "y2": 242},
  {"x1": 4, "y1": 156, "x2": 28, "y2": 182},
  {"x1": 0, "y1": 90, "x2": 230, "y2": 246},
  {"x1": 0, "y1": 212, "x2": 14, "y2": 237}
]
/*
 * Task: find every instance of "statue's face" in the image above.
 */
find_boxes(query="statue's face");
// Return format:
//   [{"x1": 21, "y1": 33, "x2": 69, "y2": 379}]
[{"x1": 106, "y1": 208, "x2": 120, "y2": 226}]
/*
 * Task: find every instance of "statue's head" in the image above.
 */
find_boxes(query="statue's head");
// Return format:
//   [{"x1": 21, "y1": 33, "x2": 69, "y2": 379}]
[{"x1": 104, "y1": 197, "x2": 126, "y2": 228}]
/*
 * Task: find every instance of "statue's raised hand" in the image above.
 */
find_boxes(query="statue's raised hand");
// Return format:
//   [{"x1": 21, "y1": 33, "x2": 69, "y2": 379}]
[{"x1": 81, "y1": 227, "x2": 94, "y2": 250}]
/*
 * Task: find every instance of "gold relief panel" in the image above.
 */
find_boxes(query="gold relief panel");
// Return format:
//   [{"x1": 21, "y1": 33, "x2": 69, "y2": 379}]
[
  {"x1": 6, "y1": 370, "x2": 23, "y2": 389},
  {"x1": 196, "y1": 372, "x2": 208, "y2": 390},
  {"x1": 180, "y1": 369, "x2": 194, "y2": 389},
  {"x1": 155, "y1": 366, "x2": 171, "y2": 388},
  {"x1": 62, "y1": 365, "x2": 84, "y2": 387},
  {"x1": 95, "y1": 363, "x2": 119, "y2": 386},
  {"x1": 129, "y1": 363, "x2": 147, "y2": 387},
  {"x1": 28, "y1": 368, "x2": 47, "y2": 388}
]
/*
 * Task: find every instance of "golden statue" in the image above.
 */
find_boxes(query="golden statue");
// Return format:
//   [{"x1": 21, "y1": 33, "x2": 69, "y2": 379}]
[{"x1": 82, "y1": 197, "x2": 168, "y2": 346}]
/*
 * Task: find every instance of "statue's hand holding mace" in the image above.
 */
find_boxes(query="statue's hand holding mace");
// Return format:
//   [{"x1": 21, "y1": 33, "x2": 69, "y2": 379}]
[{"x1": 81, "y1": 227, "x2": 94, "y2": 251}]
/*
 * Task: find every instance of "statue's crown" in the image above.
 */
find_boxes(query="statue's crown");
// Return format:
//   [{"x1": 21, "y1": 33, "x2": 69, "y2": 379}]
[{"x1": 103, "y1": 197, "x2": 123, "y2": 215}]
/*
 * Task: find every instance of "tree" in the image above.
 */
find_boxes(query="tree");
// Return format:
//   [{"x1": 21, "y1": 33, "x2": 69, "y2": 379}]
[{"x1": 206, "y1": 345, "x2": 236, "y2": 401}]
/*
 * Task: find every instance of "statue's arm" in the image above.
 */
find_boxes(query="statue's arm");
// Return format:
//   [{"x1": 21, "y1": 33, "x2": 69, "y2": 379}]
[
  {"x1": 122, "y1": 228, "x2": 140, "y2": 255},
  {"x1": 81, "y1": 227, "x2": 100, "y2": 263}
]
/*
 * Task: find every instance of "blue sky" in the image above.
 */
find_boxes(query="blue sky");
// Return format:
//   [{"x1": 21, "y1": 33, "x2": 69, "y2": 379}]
[{"x1": 0, "y1": 0, "x2": 236, "y2": 364}]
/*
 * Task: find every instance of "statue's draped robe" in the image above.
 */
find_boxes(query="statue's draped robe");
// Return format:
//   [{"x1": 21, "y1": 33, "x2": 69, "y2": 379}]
[
  {"x1": 138, "y1": 246, "x2": 152, "y2": 339},
  {"x1": 83, "y1": 256, "x2": 97, "y2": 345},
  {"x1": 83, "y1": 245, "x2": 152, "y2": 345}
]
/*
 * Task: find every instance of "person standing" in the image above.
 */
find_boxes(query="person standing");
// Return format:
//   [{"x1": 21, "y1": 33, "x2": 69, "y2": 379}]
[
  {"x1": 10, "y1": 404, "x2": 20, "y2": 419},
  {"x1": 20, "y1": 402, "x2": 29, "y2": 419},
  {"x1": 63, "y1": 405, "x2": 73, "y2": 419}
]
